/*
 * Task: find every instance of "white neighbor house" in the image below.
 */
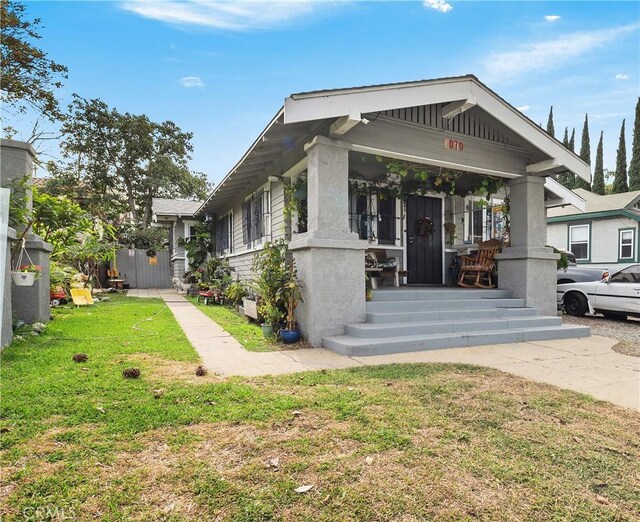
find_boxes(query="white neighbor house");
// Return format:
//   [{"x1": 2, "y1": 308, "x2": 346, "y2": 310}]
[
  {"x1": 152, "y1": 198, "x2": 203, "y2": 280},
  {"x1": 197, "y1": 76, "x2": 592, "y2": 351},
  {"x1": 547, "y1": 189, "x2": 640, "y2": 271}
]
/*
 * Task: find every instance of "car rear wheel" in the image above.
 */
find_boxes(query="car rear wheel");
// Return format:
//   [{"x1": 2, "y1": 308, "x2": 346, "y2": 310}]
[{"x1": 564, "y1": 292, "x2": 588, "y2": 316}]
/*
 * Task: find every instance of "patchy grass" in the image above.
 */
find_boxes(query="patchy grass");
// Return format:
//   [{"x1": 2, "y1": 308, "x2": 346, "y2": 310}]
[
  {"x1": 2, "y1": 297, "x2": 640, "y2": 521},
  {"x1": 187, "y1": 296, "x2": 287, "y2": 352}
]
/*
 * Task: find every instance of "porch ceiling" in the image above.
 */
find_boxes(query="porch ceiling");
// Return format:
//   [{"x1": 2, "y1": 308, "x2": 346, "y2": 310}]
[{"x1": 198, "y1": 75, "x2": 590, "y2": 217}]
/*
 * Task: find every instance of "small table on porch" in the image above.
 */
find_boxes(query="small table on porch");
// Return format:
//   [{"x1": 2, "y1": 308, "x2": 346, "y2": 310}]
[{"x1": 365, "y1": 267, "x2": 383, "y2": 289}]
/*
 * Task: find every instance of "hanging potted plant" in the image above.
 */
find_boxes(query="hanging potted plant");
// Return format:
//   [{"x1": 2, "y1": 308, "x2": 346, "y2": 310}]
[
  {"x1": 12, "y1": 263, "x2": 42, "y2": 286},
  {"x1": 280, "y1": 259, "x2": 302, "y2": 344}
]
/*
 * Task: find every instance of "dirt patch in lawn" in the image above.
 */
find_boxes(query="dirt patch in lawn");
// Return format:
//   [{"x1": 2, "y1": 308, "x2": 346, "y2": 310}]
[{"x1": 123, "y1": 353, "x2": 225, "y2": 383}]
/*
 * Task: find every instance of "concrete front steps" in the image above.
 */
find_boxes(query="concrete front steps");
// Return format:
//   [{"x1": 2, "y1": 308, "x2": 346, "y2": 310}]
[{"x1": 323, "y1": 288, "x2": 590, "y2": 356}]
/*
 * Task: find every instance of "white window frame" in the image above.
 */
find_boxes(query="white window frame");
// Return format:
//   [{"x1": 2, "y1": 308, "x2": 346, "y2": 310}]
[
  {"x1": 463, "y1": 196, "x2": 503, "y2": 244},
  {"x1": 569, "y1": 224, "x2": 590, "y2": 261},
  {"x1": 217, "y1": 210, "x2": 233, "y2": 255},
  {"x1": 619, "y1": 228, "x2": 635, "y2": 261},
  {"x1": 183, "y1": 219, "x2": 199, "y2": 242}
]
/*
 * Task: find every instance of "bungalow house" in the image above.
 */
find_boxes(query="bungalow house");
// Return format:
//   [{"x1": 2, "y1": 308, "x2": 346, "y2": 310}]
[
  {"x1": 197, "y1": 75, "x2": 591, "y2": 353},
  {"x1": 151, "y1": 198, "x2": 203, "y2": 280},
  {"x1": 547, "y1": 189, "x2": 640, "y2": 271}
]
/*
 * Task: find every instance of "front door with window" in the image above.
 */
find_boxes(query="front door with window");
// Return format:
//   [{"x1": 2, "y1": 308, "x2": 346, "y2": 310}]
[{"x1": 406, "y1": 195, "x2": 443, "y2": 284}]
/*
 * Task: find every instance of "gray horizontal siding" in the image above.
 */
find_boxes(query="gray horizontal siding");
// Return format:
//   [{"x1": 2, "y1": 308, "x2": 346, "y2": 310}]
[{"x1": 270, "y1": 181, "x2": 289, "y2": 241}]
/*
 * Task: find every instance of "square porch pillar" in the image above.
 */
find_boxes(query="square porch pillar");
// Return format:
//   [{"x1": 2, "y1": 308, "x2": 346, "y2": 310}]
[
  {"x1": 496, "y1": 175, "x2": 559, "y2": 316},
  {"x1": 289, "y1": 136, "x2": 367, "y2": 347}
]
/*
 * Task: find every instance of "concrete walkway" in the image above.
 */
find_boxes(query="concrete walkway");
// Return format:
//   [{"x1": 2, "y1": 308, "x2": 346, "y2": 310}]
[{"x1": 128, "y1": 289, "x2": 639, "y2": 411}]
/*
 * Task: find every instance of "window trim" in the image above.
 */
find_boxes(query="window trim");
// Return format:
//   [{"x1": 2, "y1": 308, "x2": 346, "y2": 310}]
[
  {"x1": 242, "y1": 183, "x2": 271, "y2": 249},
  {"x1": 568, "y1": 223, "x2": 591, "y2": 262},
  {"x1": 618, "y1": 227, "x2": 636, "y2": 262},
  {"x1": 183, "y1": 219, "x2": 200, "y2": 242}
]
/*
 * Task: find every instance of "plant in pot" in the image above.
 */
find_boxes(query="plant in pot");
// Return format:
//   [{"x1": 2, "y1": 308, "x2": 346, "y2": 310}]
[
  {"x1": 280, "y1": 259, "x2": 302, "y2": 344},
  {"x1": 252, "y1": 240, "x2": 289, "y2": 338},
  {"x1": 258, "y1": 301, "x2": 283, "y2": 339},
  {"x1": 365, "y1": 273, "x2": 374, "y2": 301},
  {"x1": 12, "y1": 263, "x2": 42, "y2": 287}
]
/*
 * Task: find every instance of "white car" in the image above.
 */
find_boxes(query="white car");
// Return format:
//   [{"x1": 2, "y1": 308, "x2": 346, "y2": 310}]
[{"x1": 557, "y1": 264, "x2": 640, "y2": 320}]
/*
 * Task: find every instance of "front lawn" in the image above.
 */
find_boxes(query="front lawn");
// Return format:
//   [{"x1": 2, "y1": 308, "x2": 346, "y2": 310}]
[{"x1": 1, "y1": 296, "x2": 639, "y2": 521}]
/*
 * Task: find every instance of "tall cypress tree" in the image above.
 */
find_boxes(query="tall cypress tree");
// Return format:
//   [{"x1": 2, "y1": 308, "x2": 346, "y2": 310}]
[
  {"x1": 565, "y1": 128, "x2": 577, "y2": 188},
  {"x1": 629, "y1": 97, "x2": 640, "y2": 191},
  {"x1": 557, "y1": 128, "x2": 571, "y2": 187},
  {"x1": 612, "y1": 119, "x2": 629, "y2": 193},
  {"x1": 569, "y1": 128, "x2": 575, "y2": 152},
  {"x1": 546, "y1": 106, "x2": 555, "y2": 137},
  {"x1": 592, "y1": 131, "x2": 605, "y2": 195},
  {"x1": 575, "y1": 114, "x2": 592, "y2": 190}
]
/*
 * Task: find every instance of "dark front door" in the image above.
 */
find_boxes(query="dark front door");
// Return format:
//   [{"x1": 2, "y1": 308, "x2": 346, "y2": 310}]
[{"x1": 406, "y1": 195, "x2": 443, "y2": 285}]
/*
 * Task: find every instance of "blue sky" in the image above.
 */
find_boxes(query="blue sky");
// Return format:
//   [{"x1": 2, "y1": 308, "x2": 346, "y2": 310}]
[{"x1": 8, "y1": 1, "x2": 640, "y2": 184}]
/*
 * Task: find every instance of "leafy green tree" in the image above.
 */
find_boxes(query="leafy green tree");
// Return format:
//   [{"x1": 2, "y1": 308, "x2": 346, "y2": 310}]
[
  {"x1": 629, "y1": 97, "x2": 640, "y2": 191},
  {"x1": 31, "y1": 187, "x2": 93, "y2": 259},
  {"x1": 57, "y1": 96, "x2": 210, "y2": 226},
  {"x1": 612, "y1": 120, "x2": 629, "y2": 193},
  {"x1": 0, "y1": 0, "x2": 67, "y2": 121},
  {"x1": 575, "y1": 114, "x2": 591, "y2": 190},
  {"x1": 546, "y1": 106, "x2": 555, "y2": 137},
  {"x1": 592, "y1": 131, "x2": 605, "y2": 195}
]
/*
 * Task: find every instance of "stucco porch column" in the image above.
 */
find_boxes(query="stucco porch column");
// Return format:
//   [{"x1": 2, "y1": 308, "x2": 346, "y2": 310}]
[
  {"x1": 289, "y1": 136, "x2": 367, "y2": 347},
  {"x1": 496, "y1": 175, "x2": 559, "y2": 316}
]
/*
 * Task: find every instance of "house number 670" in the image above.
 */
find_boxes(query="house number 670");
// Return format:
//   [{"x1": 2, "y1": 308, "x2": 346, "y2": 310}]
[{"x1": 444, "y1": 138, "x2": 464, "y2": 151}]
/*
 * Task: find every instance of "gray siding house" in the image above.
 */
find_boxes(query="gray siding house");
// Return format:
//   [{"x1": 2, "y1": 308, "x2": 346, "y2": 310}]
[
  {"x1": 152, "y1": 198, "x2": 203, "y2": 279},
  {"x1": 547, "y1": 189, "x2": 640, "y2": 271},
  {"x1": 197, "y1": 75, "x2": 591, "y2": 350}
]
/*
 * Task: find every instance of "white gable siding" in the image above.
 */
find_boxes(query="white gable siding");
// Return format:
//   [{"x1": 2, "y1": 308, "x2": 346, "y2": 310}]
[
  {"x1": 547, "y1": 217, "x2": 639, "y2": 270},
  {"x1": 546, "y1": 223, "x2": 567, "y2": 251}
]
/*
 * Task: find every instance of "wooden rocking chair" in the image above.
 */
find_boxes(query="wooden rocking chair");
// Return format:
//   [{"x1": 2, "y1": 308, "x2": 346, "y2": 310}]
[{"x1": 457, "y1": 239, "x2": 503, "y2": 289}]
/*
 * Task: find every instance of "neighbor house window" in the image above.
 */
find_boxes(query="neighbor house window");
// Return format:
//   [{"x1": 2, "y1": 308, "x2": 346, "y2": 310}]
[
  {"x1": 216, "y1": 212, "x2": 233, "y2": 255},
  {"x1": 569, "y1": 224, "x2": 590, "y2": 261},
  {"x1": 242, "y1": 189, "x2": 270, "y2": 247},
  {"x1": 619, "y1": 229, "x2": 635, "y2": 261}
]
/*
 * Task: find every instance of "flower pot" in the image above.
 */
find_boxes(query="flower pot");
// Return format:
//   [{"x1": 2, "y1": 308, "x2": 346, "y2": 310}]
[
  {"x1": 261, "y1": 323, "x2": 274, "y2": 339},
  {"x1": 280, "y1": 328, "x2": 301, "y2": 344},
  {"x1": 366, "y1": 288, "x2": 374, "y2": 301},
  {"x1": 11, "y1": 271, "x2": 36, "y2": 286}
]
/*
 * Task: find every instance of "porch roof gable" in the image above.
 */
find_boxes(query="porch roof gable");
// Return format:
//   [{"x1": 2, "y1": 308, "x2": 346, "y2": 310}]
[{"x1": 198, "y1": 75, "x2": 590, "y2": 216}]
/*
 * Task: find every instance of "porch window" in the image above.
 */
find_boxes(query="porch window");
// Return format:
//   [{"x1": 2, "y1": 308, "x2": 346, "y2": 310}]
[
  {"x1": 349, "y1": 194, "x2": 375, "y2": 240},
  {"x1": 242, "y1": 189, "x2": 270, "y2": 247},
  {"x1": 215, "y1": 212, "x2": 233, "y2": 255},
  {"x1": 377, "y1": 196, "x2": 396, "y2": 245},
  {"x1": 569, "y1": 224, "x2": 590, "y2": 261},
  {"x1": 460, "y1": 197, "x2": 506, "y2": 244},
  {"x1": 619, "y1": 229, "x2": 635, "y2": 261}
]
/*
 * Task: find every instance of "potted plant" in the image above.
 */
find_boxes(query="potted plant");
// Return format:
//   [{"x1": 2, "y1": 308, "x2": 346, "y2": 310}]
[
  {"x1": 280, "y1": 259, "x2": 302, "y2": 344},
  {"x1": 365, "y1": 273, "x2": 374, "y2": 301},
  {"x1": 12, "y1": 264, "x2": 42, "y2": 287},
  {"x1": 259, "y1": 301, "x2": 283, "y2": 339},
  {"x1": 252, "y1": 240, "x2": 288, "y2": 337}
]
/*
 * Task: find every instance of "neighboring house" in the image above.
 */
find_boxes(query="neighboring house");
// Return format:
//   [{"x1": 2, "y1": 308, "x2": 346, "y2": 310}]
[
  {"x1": 547, "y1": 189, "x2": 640, "y2": 271},
  {"x1": 152, "y1": 198, "x2": 203, "y2": 279},
  {"x1": 197, "y1": 75, "x2": 591, "y2": 349}
]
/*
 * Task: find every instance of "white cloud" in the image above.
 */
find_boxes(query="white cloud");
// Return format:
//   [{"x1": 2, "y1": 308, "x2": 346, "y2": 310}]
[
  {"x1": 615, "y1": 73, "x2": 629, "y2": 79},
  {"x1": 121, "y1": 0, "x2": 324, "y2": 30},
  {"x1": 423, "y1": 0, "x2": 453, "y2": 13},
  {"x1": 482, "y1": 23, "x2": 639, "y2": 82},
  {"x1": 516, "y1": 105, "x2": 530, "y2": 112},
  {"x1": 180, "y1": 76, "x2": 205, "y2": 88},
  {"x1": 544, "y1": 15, "x2": 560, "y2": 22}
]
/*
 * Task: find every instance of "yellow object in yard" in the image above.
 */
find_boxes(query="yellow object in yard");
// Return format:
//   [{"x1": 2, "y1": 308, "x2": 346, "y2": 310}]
[{"x1": 70, "y1": 288, "x2": 94, "y2": 306}]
